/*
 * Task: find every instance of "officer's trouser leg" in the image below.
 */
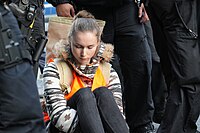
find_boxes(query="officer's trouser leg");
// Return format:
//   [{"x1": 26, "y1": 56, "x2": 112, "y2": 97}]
[{"x1": 148, "y1": 0, "x2": 200, "y2": 132}]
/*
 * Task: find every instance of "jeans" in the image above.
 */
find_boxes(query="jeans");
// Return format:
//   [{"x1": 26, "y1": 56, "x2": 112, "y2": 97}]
[
  {"x1": 0, "y1": 62, "x2": 46, "y2": 133},
  {"x1": 68, "y1": 87, "x2": 129, "y2": 133},
  {"x1": 148, "y1": 0, "x2": 200, "y2": 132}
]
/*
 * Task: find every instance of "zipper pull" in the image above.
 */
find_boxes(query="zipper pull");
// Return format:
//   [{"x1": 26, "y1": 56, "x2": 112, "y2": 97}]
[{"x1": 188, "y1": 29, "x2": 198, "y2": 39}]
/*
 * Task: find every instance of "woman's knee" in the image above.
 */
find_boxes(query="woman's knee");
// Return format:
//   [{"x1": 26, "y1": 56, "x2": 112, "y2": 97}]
[
  {"x1": 93, "y1": 87, "x2": 113, "y2": 98},
  {"x1": 75, "y1": 88, "x2": 95, "y2": 101}
]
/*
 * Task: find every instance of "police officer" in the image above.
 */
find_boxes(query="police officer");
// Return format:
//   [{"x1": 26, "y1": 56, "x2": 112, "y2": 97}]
[
  {"x1": 6, "y1": 0, "x2": 47, "y2": 76},
  {"x1": 0, "y1": 2, "x2": 46, "y2": 132},
  {"x1": 147, "y1": 0, "x2": 200, "y2": 132}
]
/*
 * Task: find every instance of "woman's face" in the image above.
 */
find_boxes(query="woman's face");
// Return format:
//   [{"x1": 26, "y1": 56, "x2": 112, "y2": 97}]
[{"x1": 71, "y1": 31, "x2": 99, "y2": 65}]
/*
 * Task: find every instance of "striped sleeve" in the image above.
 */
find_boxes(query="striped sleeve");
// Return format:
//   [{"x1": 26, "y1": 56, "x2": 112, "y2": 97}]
[
  {"x1": 43, "y1": 62, "x2": 78, "y2": 133},
  {"x1": 107, "y1": 67, "x2": 125, "y2": 117}
]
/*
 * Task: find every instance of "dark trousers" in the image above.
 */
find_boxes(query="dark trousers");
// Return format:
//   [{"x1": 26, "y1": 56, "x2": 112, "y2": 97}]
[
  {"x1": 83, "y1": 2, "x2": 154, "y2": 130},
  {"x1": 148, "y1": 0, "x2": 200, "y2": 132},
  {"x1": 144, "y1": 21, "x2": 168, "y2": 124},
  {"x1": 0, "y1": 62, "x2": 46, "y2": 133},
  {"x1": 151, "y1": 61, "x2": 168, "y2": 123},
  {"x1": 198, "y1": 0, "x2": 200, "y2": 42},
  {"x1": 68, "y1": 87, "x2": 129, "y2": 133}
]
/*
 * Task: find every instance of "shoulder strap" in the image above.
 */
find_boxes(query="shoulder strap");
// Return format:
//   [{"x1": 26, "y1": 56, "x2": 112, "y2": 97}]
[
  {"x1": 54, "y1": 59, "x2": 73, "y2": 93},
  {"x1": 99, "y1": 62, "x2": 111, "y2": 84}
]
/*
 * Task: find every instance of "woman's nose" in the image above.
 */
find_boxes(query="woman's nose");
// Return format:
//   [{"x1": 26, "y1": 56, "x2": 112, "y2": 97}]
[{"x1": 81, "y1": 48, "x2": 87, "y2": 57}]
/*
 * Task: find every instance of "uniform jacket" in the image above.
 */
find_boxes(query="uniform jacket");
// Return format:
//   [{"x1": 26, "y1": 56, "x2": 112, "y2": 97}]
[{"x1": 8, "y1": 0, "x2": 45, "y2": 36}]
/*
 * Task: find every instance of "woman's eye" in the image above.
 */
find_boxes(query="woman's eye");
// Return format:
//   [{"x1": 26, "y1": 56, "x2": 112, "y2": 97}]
[
  {"x1": 75, "y1": 45, "x2": 82, "y2": 49},
  {"x1": 88, "y1": 46, "x2": 94, "y2": 49}
]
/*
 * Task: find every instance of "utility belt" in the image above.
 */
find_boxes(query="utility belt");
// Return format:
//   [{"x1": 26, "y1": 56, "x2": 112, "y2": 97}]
[{"x1": 0, "y1": 5, "x2": 31, "y2": 70}]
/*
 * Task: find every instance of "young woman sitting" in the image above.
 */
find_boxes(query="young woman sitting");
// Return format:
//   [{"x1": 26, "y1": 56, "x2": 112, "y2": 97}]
[{"x1": 43, "y1": 10, "x2": 129, "y2": 133}]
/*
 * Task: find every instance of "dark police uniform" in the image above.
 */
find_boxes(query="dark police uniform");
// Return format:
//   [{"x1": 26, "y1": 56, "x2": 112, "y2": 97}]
[
  {"x1": 0, "y1": 3, "x2": 46, "y2": 133},
  {"x1": 6, "y1": 0, "x2": 47, "y2": 76},
  {"x1": 147, "y1": 0, "x2": 200, "y2": 132},
  {"x1": 47, "y1": 0, "x2": 154, "y2": 132}
]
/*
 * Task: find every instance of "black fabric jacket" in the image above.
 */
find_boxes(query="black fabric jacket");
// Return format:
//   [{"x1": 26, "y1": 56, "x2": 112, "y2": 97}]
[
  {"x1": 46, "y1": 0, "x2": 69, "y2": 7},
  {"x1": 47, "y1": 0, "x2": 132, "y2": 8}
]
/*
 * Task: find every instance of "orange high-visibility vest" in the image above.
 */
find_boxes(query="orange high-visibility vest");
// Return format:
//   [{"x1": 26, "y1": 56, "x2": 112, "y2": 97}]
[{"x1": 64, "y1": 66, "x2": 107, "y2": 100}]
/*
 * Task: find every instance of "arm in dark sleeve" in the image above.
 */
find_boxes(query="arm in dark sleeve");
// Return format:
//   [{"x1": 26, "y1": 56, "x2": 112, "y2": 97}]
[{"x1": 46, "y1": 0, "x2": 70, "y2": 7}]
